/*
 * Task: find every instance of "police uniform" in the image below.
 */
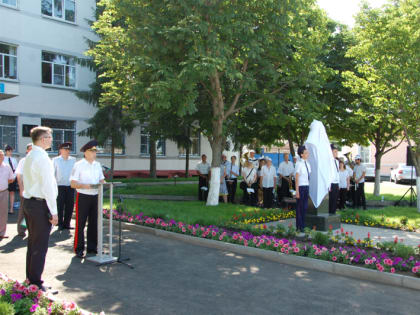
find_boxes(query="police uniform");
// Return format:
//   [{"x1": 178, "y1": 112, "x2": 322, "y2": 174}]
[
  {"x1": 53, "y1": 142, "x2": 76, "y2": 230},
  {"x1": 196, "y1": 160, "x2": 210, "y2": 201},
  {"x1": 329, "y1": 144, "x2": 340, "y2": 215},
  {"x1": 70, "y1": 140, "x2": 104, "y2": 257},
  {"x1": 226, "y1": 160, "x2": 239, "y2": 203}
]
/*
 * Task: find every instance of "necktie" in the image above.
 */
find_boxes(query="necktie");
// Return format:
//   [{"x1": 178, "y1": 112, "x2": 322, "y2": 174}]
[{"x1": 304, "y1": 161, "x2": 310, "y2": 181}]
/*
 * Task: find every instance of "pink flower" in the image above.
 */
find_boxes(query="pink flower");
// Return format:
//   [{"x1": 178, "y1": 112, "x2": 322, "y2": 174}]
[
  {"x1": 294, "y1": 247, "x2": 300, "y2": 253},
  {"x1": 273, "y1": 242, "x2": 279, "y2": 248},
  {"x1": 244, "y1": 240, "x2": 248, "y2": 247},
  {"x1": 212, "y1": 231, "x2": 217, "y2": 237},
  {"x1": 266, "y1": 240, "x2": 271, "y2": 246},
  {"x1": 181, "y1": 227, "x2": 186, "y2": 233},
  {"x1": 280, "y1": 248, "x2": 285, "y2": 253},
  {"x1": 332, "y1": 256, "x2": 337, "y2": 262},
  {"x1": 30, "y1": 303, "x2": 39, "y2": 313},
  {"x1": 233, "y1": 234, "x2": 239, "y2": 240},
  {"x1": 365, "y1": 259, "x2": 370, "y2": 265},
  {"x1": 253, "y1": 238, "x2": 258, "y2": 244},
  {"x1": 390, "y1": 268, "x2": 395, "y2": 273},
  {"x1": 285, "y1": 250, "x2": 289, "y2": 254},
  {"x1": 219, "y1": 236, "x2": 224, "y2": 241}
]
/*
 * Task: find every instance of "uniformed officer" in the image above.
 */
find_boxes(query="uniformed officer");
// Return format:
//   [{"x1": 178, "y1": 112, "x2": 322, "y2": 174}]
[
  {"x1": 248, "y1": 150, "x2": 259, "y2": 169},
  {"x1": 53, "y1": 142, "x2": 76, "y2": 230},
  {"x1": 329, "y1": 144, "x2": 340, "y2": 215},
  {"x1": 70, "y1": 140, "x2": 105, "y2": 258},
  {"x1": 196, "y1": 154, "x2": 211, "y2": 201}
]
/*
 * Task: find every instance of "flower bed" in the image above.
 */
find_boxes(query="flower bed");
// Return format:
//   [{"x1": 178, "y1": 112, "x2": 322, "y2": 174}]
[
  {"x1": 229, "y1": 209, "x2": 295, "y2": 225},
  {"x1": 340, "y1": 211, "x2": 419, "y2": 232},
  {"x1": 0, "y1": 273, "x2": 104, "y2": 315},
  {"x1": 104, "y1": 209, "x2": 420, "y2": 278}
]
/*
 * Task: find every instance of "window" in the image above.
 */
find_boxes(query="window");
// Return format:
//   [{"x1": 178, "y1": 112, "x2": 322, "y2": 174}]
[
  {"x1": 179, "y1": 133, "x2": 200, "y2": 156},
  {"x1": 0, "y1": 43, "x2": 17, "y2": 80},
  {"x1": 0, "y1": 115, "x2": 17, "y2": 150},
  {"x1": 42, "y1": 51, "x2": 76, "y2": 88},
  {"x1": 41, "y1": 119, "x2": 75, "y2": 152},
  {"x1": 1, "y1": 0, "x2": 17, "y2": 8},
  {"x1": 41, "y1": 0, "x2": 75, "y2": 22},
  {"x1": 140, "y1": 126, "x2": 165, "y2": 156},
  {"x1": 359, "y1": 145, "x2": 371, "y2": 163},
  {"x1": 97, "y1": 138, "x2": 125, "y2": 155}
]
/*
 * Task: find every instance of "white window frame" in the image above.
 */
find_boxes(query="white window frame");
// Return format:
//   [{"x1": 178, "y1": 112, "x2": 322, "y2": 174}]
[
  {"x1": 41, "y1": 51, "x2": 76, "y2": 88},
  {"x1": 0, "y1": 0, "x2": 18, "y2": 9},
  {"x1": 0, "y1": 115, "x2": 17, "y2": 150},
  {"x1": 97, "y1": 138, "x2": 125, "y2": 156},
  {"x1": 41, "y1": 0, "x2": 76, "y2": 23},
  {"x1": 179, "y1": 133, "x2": 200, "y2": 157},
  {"x1": 140, "y1": 126, "x2": 166, "y2": 156},
  {"x1": 41, "y1": 119, "x2": 76, "y2": 153},
  {"x1": 359, "y1": 145, "x2": 371, "y2": 164},
  {"x1": 0, "y1": 43, "x2": 17, "y2": 80}
]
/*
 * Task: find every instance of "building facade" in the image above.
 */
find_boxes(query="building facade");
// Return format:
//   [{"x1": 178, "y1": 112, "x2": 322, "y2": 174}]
[{"x1": 0, "y1": 0, "x2": 227, "y2": 173}]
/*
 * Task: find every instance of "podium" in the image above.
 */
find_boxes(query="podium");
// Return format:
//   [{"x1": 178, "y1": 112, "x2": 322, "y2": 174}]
[{"x1": 86, "y1": 182, "x2": 119, "y2": 265}]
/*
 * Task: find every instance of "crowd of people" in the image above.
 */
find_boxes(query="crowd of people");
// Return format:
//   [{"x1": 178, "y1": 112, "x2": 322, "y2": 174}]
[
  {"x1": 195, "y1": 145, "x2": 367, "y2": 232},
  {"x1": 0, "y1": 126, "x2": 105, "y2": 292}
]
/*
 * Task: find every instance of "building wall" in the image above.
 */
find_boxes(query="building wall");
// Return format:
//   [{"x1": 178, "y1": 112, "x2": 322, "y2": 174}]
[{"x1": 0, "y1": 1, "x2": 236, "y2": 171}]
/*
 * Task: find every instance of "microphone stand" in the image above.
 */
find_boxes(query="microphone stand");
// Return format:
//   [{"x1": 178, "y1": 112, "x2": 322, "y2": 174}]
[{"x1": 114, "y1": 196, "x2": 134, "y2": 269}]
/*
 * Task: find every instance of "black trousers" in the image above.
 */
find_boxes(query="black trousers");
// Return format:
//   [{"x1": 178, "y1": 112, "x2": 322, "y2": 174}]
[
  {"x1": 296, "y1": 186, "x2": 309, "y2": 231},
  {"x1": 338, "y1": 188, "x2": 347, "y2": 210},
  {"x1": 57, "y1": 185, "x2": 75, "y2": 228},
  {"x1": 198, "y1": 175, "x2": 209, "y2": 201},
  {"x1": 227, "y1": 178, "x2": 237, "y2": 203},
  {"x1": 74, "y1": 193, "x2": 98, "y2": 253},
  {"x1": 263, "y1": 187, "x2": 274, "y2": 208},
  {"x1": 23, "y1": 198, "x2": 52, "y2": 288},
  {"x1": 242, "y1": 183, "x2": 258, "y2": 206},
  {"x1": 355, "y1": 182, "x2": 366, "y2": 209},
  {"x1": 329, "y1": 183, "x2": 339, "y2": 214},
  {"x1": 278, "y1": 177, "x2": 292, "y2": 202}
]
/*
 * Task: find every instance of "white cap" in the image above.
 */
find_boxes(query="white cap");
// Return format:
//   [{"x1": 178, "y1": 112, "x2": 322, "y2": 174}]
[
  {"x1": 265, "y1": 156, "x2": 272, "y2": 161},
  {"x1": 355, "y1": 154, "x2": 361, "y2": 160}
]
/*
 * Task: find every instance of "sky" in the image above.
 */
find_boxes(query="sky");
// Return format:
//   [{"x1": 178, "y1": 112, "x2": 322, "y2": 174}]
[{"x1": 317, "y1": 0, "x2": 388, "y2": 27}]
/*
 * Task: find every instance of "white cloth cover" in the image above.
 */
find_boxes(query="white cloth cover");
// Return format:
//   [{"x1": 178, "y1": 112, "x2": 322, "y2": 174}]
[{"x1": 304, "y1": 120, "x2": 335, "y2": 208}]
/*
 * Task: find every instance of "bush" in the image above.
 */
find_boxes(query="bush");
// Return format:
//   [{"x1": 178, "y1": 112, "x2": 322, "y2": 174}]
[
  {"x1": 393, "y1": 243, "x2": 415, "y2": 259},
  {"x1": 311, "y1": 231, "x2": 329, "y2": 246},
  {"x1": 400, "y1": 216, "x2": 408, "y2": 226},
  {"x1": 0, "y1": 301, "x2": 14, "y2": 315}
]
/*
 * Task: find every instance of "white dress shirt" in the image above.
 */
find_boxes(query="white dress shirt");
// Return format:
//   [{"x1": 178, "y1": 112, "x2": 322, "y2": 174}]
[
  {"x1": 0, "y1": 162, "x2": 13, "y2": 191},
  {"x1": 331, "y1": 159, "x2": 339, "y2": 184},
  {"x1": 5, "y1": 156, "x2": 17, "y2": 172},
  {"x1": 22, "y1": 145, "x2": 58, "y2": 215},
  {"x1": 242, "y1": 167, "x2": 256, "y2": 185},
  {"x1": 227, "y1": 164, "x2": 239, "y2": 179},
  {"x1": 353, "y1": 164, "x2": 367, "y2": 183},
  {"x1": 261, "y1": 165, "x2": 277, "y2": 188},
  {"x1": 15, "y1": 158, "x2": 25, "y2": 176},
  {"x1": 295, "y1": 160, "x2": 311, "y2": 186},
  {"x1": 70, "y1": 158, "x2": 105, "y2": 195},
  {"x1": 277, "y1": 161, "x2": 295, "y2": 177},
  {"x1": 196, "y1": 161, "x2": 210, "y2": 175},
  {"x1": 53, "y1": 155, "x2": 76, "y2": 186},
  {"x1": 339, "y1": 170, "x2": 349, "y2": 189}
]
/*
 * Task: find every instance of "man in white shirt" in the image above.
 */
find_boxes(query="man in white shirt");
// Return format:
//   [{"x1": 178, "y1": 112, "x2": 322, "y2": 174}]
[
  {"x1": 196, "y1": 154, "x2": 211, "y2": 201},
  {"x1": 329, "y1": 144, "x2": 340, "y2": 215},
  {"x1": 248, "y1": 150, "x2": 259, "y2": 169},
  {"x1": 0, "y1": 150, "x2": 14, "y2": 239},
  {"x1": 353, "y1": 155, "x2": 367, "y2": 210},
  {"x1": 15, "y1": 142, "x2": 32, "y2": 237},
  {"x1": 226, "y1": 156, "x2": 239, "y2": 203},
  {"x1": 70, "y1": 140, "x2": 105, "y2": 258},
  {"x1": 260, "y1": 157, "x2": 277, "y2": 208},
  {"x1": 22, "y1": 126, "x2": 58, "y2": 290},
  {"x1": 53, "y1": 142, "x2": 76, "y2": 230},
  {"x1": 277, "y1": 153, "x2": 294, "y2": 203}
]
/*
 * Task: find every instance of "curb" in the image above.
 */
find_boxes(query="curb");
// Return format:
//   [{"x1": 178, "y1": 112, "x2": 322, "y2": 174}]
[{"x1": 106, "y1": 219, "x2": 420, "y2": 291}]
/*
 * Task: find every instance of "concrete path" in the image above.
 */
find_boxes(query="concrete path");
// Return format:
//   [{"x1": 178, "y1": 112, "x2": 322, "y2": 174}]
[
  {"x1": 1, "y1": 216, "x2": 420, "y2": 315},
  {"x1": 266, "y1": 218, "x2": 420, "y2": 247},
  {"x1": 104, "y1": 194, "x2": 198, "y2": 201},
  {"x1": 114, "y1": 181, "x2": 196, "y2": 187}
]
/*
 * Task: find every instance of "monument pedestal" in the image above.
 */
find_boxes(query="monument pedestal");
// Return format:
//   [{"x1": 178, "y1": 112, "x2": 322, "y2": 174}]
[{"x1": 305, "y1": 196, "x2": 341, "y2": 231}]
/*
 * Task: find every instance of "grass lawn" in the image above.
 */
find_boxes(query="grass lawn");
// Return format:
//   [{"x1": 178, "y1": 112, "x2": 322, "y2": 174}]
[
  {"x1": 108, "y1": 177, "x2": 198, "y2": 183},
  {"x1": 114, "y1": 182, "x2": 245, "y2": 198},
  {"x1": 104, "y1": 199, "x2": 261, "y2": 226},
  {"x1": 364, "y1": 182, "x2": 412, "y2": 201},
  {"x1": 340, "y1": 206, "x2": 420, "y2": 227}
]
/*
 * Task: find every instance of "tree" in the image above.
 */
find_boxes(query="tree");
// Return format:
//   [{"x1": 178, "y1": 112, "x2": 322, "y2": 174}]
[{"x1": 344, "y1": 0, "x2": 419, "y2": 206}]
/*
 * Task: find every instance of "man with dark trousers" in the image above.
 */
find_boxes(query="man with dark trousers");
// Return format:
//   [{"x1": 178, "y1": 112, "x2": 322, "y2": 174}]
[
  {"x1": 329, "y1": 144, "x2": 340, "y2": 215},
  {"x1": 196, "y1": 154, "x2": 211, "y2": 201},
  {"x1": 15, "y1": 142, "x2": 32, "y2": 237},
  {"x1": 53, "y1": 142, "x2": 76, "y2": 230},
  {"x1": 353, "y1": 154, "x2": 367, "y2": 210},
  {"x1": 226, "y1": 156, "x2": 239, "y2": 203},
  {"x1": 22, "y1": 126, "x2": 58, "y2": 291},
  {"x1": 70, "y1": 140, "x2": 105, "y2": 258}
]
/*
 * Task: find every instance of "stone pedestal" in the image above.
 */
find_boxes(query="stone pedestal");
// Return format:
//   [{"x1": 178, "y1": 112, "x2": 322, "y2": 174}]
[{"x1": 305, "y1": 196, "x2": 341, "y2": 231}]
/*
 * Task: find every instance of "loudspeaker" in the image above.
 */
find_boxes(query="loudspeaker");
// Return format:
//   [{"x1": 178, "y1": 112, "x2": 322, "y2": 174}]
[{"x1": 406, "y1": 147, "x2": 416, "y2": 167}]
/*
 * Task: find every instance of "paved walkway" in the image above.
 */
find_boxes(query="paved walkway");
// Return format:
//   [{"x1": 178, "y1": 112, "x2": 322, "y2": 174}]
[
  {"x1": 1, "y1": 217, "x2": 420, "y2": 315},
  {"x1": 104, "y1": 194, "x2": 198, "y2": 201},
  {"x1": 266, "y1": 218, "x2": 420, "y2": 247}
]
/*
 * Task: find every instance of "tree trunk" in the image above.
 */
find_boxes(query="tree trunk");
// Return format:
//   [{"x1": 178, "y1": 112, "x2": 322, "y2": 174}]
[
  {"x1": 150, "y1": 138, "x2": 157, "y2": 178},
  {"x1": 288, "y1": 138, "x2": 295, "y2": 158},
  {"x1": 373, "y1": 151, "x2": 382, "y2": 196},
  {"x1": 185, "y1": 145, "x2": 190, "y2": 178},
  {"x1": 110, "y1": 138, "x2": 115, "y2": 180},
  {"x1": 206, "y1": 125, "x2": 223, "y2": 206}
]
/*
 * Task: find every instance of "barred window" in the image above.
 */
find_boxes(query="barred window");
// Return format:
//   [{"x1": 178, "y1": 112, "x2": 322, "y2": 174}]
[
  {"x1": 140, "y1": 126, "x2": 165, "y2": 156},
  {"x1": 42, "y1": 51, "x2": 76, "y2": 88},
  {"x1": 0, "y1": 43, "x2": 17, "y2": 80},
  {"x1": 0, "y1": 115, "x2": 17, "y2": 150},
  {"x1": 41, "y1": 119, "x2": 75, "y2": 152}
]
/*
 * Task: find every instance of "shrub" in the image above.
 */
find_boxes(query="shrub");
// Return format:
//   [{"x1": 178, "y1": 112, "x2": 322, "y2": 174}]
[
  {"x1": 311, "y1": 231, "x2": 329, "y2": 246},
  {"x1": 400, "y1": 216, "x2": 408, "y2": 226},
  {"x1": 393, "y1": 244, "x2": 415, "y2": 259},
  {"x1": 0, "y1": 302, "x2": 14, "y2": 315}
]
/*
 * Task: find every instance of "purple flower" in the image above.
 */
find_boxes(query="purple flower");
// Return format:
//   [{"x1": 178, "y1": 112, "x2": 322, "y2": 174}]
[
  {"x1": 30, "y1": 303, "x2": 39, "y2": 313},
  {"x1": 0, "y1": 289, "x2": 5, "y2": 296},
  {"x1": 11, "y1": 293, "x2": 23, "y2": 302}
]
